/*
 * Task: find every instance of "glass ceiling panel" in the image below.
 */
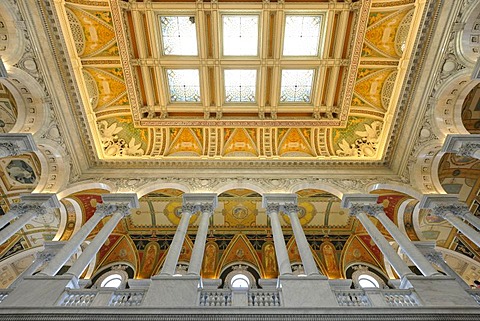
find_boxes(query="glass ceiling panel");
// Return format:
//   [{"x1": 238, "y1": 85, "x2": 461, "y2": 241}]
[
  {"x1": 166, "y1": 69, "x2": 201, "y2": 102},
  {"x1": 160, "y1": 16, "x2": 198, "y2": 55},
  {"x1": 224, "y1": 69, "x2": 257, "y2": 102},
  {"x1": 280, "y1": 69, "x2": 314, "y2": 103},
  {"x1": 283, "y1": 15, "x2": 322, "y2": 56},
  {"x1": 223, "y1": 15, "x2": 259, "y2": 56}
]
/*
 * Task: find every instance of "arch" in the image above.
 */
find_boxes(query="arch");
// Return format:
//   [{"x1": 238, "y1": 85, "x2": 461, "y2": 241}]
[
  {"x1": 136, "y1": 182, "x2": 190, "y2": 198},
  {"x1": 409, "y1": 142, "x2": 446, "y2": 194},
  {"x1": 32, "y1": 141, "x2": 70, "y2": 194},
  {"x1": 56, "y1": 181, "x2": 114, "y2": 200},
  {"x1": 213, "y1": 181, "x2": 265, "y2": 195},
  {"x1": 455, "y1": 0, "x2": 480, "y2": 66},
  {"x1": 367, "y1": 183, "x2": 423, "y2": 200},
  {"x1": 0, "y1": 0, "x2": 26, "y2": 66},
  {"x1": 290, "y1": 182, "x2": 343, "y2": 199}
]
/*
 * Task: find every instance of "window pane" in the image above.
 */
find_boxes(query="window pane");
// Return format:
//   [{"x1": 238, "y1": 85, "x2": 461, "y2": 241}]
[
  {"x1": 224, "y1": 70, "x2": 257, "y2": 102},
  {"x1": 223, "y1": 15, "x2": 259, "y2": 56},
  {"x1": 161, "y1": 16, "x2": 198, "y2": 55},
  {"x1": 280, "y1": 69, "x2": 314, "y2": 102},
  {"x1": 167, "y1": 69, "x2": 201, "y2": 102},
  {"x1": 283, "y1": 15, "x2": 322, "y2": 56}
]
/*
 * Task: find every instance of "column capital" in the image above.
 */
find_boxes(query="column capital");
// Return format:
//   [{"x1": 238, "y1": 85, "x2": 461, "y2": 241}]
[
  {"x1": 97, "y1": 193, "x2": 139, "y2": 217},
  {"x1": 283, "y1": 203, "x2": 301, "y2": 216},
  {"x1": 265, "y1": 202, "x2": 280, "y2": 216},
  {"x1": 418, "y1": 194, "x2": 469, "y2": 218},
  {"x1": 0, "y1": 133, "x2": 37, "y2": 157},
  {"x1": 442, "y1": 134, "x2": 480, "y2": 156},
  {"x1": 182, "y1": 193, "x2": 218, "y2": 215},
  {"x1": 348, "y1": 203, "x2": 384, "y2": 217},
  {"x1": 262, "y1": 193, "x2": 297, "y2": 208},
  {"x1": 95, "y1": 203, "x2": 131, "y2": 217},
  {"x1": 20, "y1": 193, "x2": 61, "y2": 208},
  {"x1": 9, "y1": 203, "x2": 47, "y2": 216},
  {"x1": 341, "y1": 194, "x2": 381, "y2": 216}
]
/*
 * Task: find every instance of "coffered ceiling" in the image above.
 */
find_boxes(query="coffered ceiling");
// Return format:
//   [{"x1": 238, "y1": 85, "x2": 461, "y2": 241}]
[{"x1": 53, "y1": 0, "x2": 425, "y2": 165}]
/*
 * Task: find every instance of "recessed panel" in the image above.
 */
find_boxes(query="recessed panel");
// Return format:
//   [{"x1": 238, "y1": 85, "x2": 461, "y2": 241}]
[
  {"x1": 222, "y1": 15, "x2": 259, "y2": 56},
  {"x1": 166, "y1": 69, "x2": 201, "y2": 102},
  {"x1": 160, "y1": 16, "x2": 198, "y2": 55},
  {"x1": 280, "y1": 69, "x2": 314, "y2": 103},
  {"x1": 283, "y1": 15, "x2": 322, "y2": 56},
  {"x1": 224, "y1": 69, "x2": 257, "y2": 103}
]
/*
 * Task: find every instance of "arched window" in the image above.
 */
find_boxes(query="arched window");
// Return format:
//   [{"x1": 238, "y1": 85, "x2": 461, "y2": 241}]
[
  {"x1": 357, "y1": 274, "x2": 380, "y2": 288},
  {"x1": 100, "y1": 273, "x2": 123, "y2": 288},
  {"x1": 230, "y1": 273, "x2": 250, "y2": 288}
]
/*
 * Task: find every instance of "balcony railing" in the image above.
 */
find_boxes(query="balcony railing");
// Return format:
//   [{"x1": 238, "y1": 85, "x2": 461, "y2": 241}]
[
  {"x1": 198, "y1": 290, "x2": 232, "y2": 306},
  {"x1": 467, "y1": 289, "x2": 480, "y2": 305},
  {"x1": 248, "y1": 289, "x2": 281, "y2": 306},
  {"x1": 334, "y1": 289, "x2": 421, "y2": 307},
  {"x1": 109, "y1": 290, "x2": 145, "y2": 307},
  {"x1": 0, "y1": 289, "x2": 12, "y2": 305},
  {"x1": 57, "y1": 289, "x2": 97, "y2": 307},
  {"x1": 382, "y1": 290, "x2": 420, "y2": 307},
  {"x1": 335, "y1": 290, "x2": 371, "y2": 306}
]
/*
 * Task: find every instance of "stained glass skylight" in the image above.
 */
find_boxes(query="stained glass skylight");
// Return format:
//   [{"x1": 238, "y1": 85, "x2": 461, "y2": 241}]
[
  {"x1": 222, "y1": 15, "x2": 259, "y2": 56},
  {"x1": 160, "y1": 16, "x2": 198, "y2": 55},
  {"x1": 166, "y1": 69, "x2": 201, "y2": 102},
  {"x1": 224, "y1": 70, "x2": 257, "y2": 102},
  {"x1": 283, "y1": 15, "x2": 322, "y2": 56},
  {"x1": 280, "y1": 69, "x2": 314, "y2": 102}
]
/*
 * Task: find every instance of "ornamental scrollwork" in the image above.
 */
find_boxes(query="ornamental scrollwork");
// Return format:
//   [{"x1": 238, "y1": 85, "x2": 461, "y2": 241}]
[
  {"x1": 0, "y1": 142, "x2": 21, "y2": 157},
  {"x1": 10, "y1": 203, "x2": 47, "y2": 216}
]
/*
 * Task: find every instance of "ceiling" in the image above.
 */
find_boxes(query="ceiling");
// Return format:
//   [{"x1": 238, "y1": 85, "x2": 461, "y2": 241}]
[{"x1": 54, "y1": 0, "x2": 423, "y2": 165}]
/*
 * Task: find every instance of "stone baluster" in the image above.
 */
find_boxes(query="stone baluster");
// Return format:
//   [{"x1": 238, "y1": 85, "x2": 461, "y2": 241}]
[
  {"x1": 343, "y1": 200, "x2": 413, "y2": 278},
  {"x1": 0, "y1": 194, "x2": 60, "y2": 245},
  {"x1": 442, "y1": 134, "x2": 480, "y2": 160},
  {"x1": 66, "y1": 194, "x2": 139, "y2": 278},
  {"x1": 159, "y1": 202, "x2": 196, "y2": 276},
  {"x1": 0, "y1": 133, "x2": 37, "y2": 158},
  {"x1": 415, "y1": 242, "x2": 470, "y2": 290},
  {"x1": 420, "y1": 195, "x2": 480, "y2": 248},
  {"x1": 187, "y1": 194, "x2": 218, "y2": 276},
  {"x1": 284, "y1": 203, "x2": 319, "y2": 276},
  {"x1": 264, "y1": 202, "x2": 292, "y2": 276}
]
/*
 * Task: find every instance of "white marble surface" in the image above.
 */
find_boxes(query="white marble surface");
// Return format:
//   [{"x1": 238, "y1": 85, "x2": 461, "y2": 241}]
[
  {"x1": 401, "y1": 275, "x2": 478, "y2": 306},
  {"x1": 142, "y1": 275, "x2": 201, "y2": 307},
  {"x1": 279, "y1": 275, "x2": 337, "y2": 307},
  {"x1": 1, "y1": 275, "x2": 76, "y2": 307}
]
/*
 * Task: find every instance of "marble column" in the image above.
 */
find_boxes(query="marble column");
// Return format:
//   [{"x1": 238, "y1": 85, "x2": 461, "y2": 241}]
[
  {"x1": 342, "y1": 197, "x2": 412, "y2": 278},
  {"x1": 41, "y1": 197, "x2": 135, "y2": 276},
  {"x1": 160, "y1": 202, "x2": 196, "y2": 276},
  {"x1": 344, "y1": 194, "x2": 439, "y2": 277},
  {"x1": 9, "y1": 241, "x2": 65, "y2": 289},
  {"x1": 66, "y1": 194, "x2": 138, "y2": 278},
  {"x1": 420, "y1": 195, "x2": 480, "y2": 248},
  {"x1": 0, "y1": 133, "x2": 37, "y2": 158},
  {"x1": 284, "y1": 203, "x2": 319, "y2": 276},
  {"x1": 187, "y1": 194, "x2": 218, "y2": 276},
  {"x1": 415, "y1": 242, "x2": 470, "y2": 290},
  {"x1": 0, "y1": 194, "x2": 60, "y2": 245},
  {"x1": 442, "y1": 134, "x2": 480, "y2": 160},
  {"x1": 264, "y1": 201, "x2": 292, "y2": 276}
]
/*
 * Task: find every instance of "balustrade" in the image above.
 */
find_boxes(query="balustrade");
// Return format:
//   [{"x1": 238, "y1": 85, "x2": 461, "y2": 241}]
[
  {"x1": 467, "y1": 290, "x2": 480, "y2": 305},
  {"x1": 335, "y1": 290, "x2": 371, "y2": 306},
  {"x1": 248, "y1": 289, "x2": 281, "y2": 306},
  {"x1": 382, "y1": 290, "x2": 420, "y2": 307},
  {"x1": 198, "y1": 290, "x2": 232, "y2": 306},
  {"x1": 0, "y1": 290, "x2": 11, "y2": 304},
  {"x1": 109, "y1": 290, "x2": 145, "y2": 307},
  {"x1": 58, "y1": 290, "x2": 97, "y2": 307}
]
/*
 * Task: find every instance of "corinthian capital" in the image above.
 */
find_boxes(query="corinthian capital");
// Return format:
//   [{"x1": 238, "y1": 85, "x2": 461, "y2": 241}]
[
  {"x1": 181, "y1": 203, "x2": 198, "y2": 215},
  {"x1": 0, "y1": 142, "x2": 20, "y2": 157},
  {"x1": 265, "y1": 202, "x2": 280, "y2": 216},
  {"x1": 431, "y1": 203, "x2": 469, "y2": 219},
  {"x1": 197, "y1": 202, "x2": 214, "y2": 214},
  {"x1": 458, "y1": 143, "x2": 480, "y2": 158},
  {"x1": 283, "y1": 203, "x2": 300, "y2": 216},
  {"x1": 348, "y1": 203, "x2": 384, "y2": 217},
  {"x1": 10, "y1": 203, "x2": 47, "y2": 216}
]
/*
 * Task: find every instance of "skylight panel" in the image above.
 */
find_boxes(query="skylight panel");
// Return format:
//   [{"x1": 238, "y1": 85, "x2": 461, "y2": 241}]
[
  {"x1": 283, "y1": 15, "x2": 322, "y2": 56},
  {"x1": 222, "y1": 15, "x2": 259, "y2": 56},
  {"x1": 160, "y1": 16, "x2": 198, "y2": 55},
  {"x1": 280, "y1": 69, "x2": 314, "y2": 102},
  {"x1": 224, "y1": 69, "x2": 257, "y2": 102},
  {"x1": 166, "y1": 69, "x2": 201, "y2": 102}
]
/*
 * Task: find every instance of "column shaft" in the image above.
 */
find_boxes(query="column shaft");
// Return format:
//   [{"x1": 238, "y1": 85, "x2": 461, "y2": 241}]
[
  {"x1": 287, "y1": 207, "x2": 319, "y2": 276},
  {"x1": 444, "y1": 213, "x2": 480, "y2": 248},
  {"x1": 187, "y1": 210, "x2": 211, "y2": 275},
  {"x1": 160, "y1": 209, "x2": 192, "y2": 275},
  {"x1": 0, "y1": 210, "x2": 20, "y2": 230},
  {"x1": 268, "y1": 206, "x2": 292, "y2": 276},
  {"x1": 461, "y1": 212, "x2": 480, "y2": 231},
  {"x1": 41, "y1": 211, "x2": 105, "y2": 276},
  {"x1": 67, "y1": 211, "x2": 125, "y2": 278},
  {"x1": 375, "y1": 212, "x2": 438, "y2": 276},
  {"x1": 356, "y1": 212, "x2": 412, "y2": 278},
  {"x1": 0, "y1": 210, "x2": 38, "y2": 245}
]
